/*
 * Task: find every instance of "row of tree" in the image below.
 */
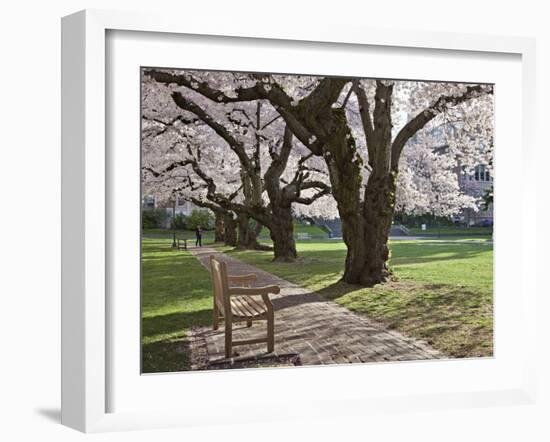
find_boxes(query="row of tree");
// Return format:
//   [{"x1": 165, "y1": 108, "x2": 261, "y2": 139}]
[{"x1": 141, "y1": 69, "x2": 493, "y2": 286}]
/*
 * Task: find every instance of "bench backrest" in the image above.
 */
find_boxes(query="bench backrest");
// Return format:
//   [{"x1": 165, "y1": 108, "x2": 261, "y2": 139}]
[{"x1": 209, "y1": 256, "x2": 229, "y2": 313}]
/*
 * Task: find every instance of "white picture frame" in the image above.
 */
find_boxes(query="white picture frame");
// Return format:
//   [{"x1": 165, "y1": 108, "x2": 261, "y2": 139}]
[{"x1": 61, "y1": 9, "x2": 537, "y2": 433}]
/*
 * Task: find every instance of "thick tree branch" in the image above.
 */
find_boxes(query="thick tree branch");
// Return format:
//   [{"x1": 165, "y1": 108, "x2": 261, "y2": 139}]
[
  {"x1": 145, "y1": 69, "x2": 329, "y2": 155},
  {"x1": 264, "y1": 125, "x2": 294, "y2": 182},
  {"x1": 275, "y1": 108, "x2": 324, "y2": 155},
  {"x1": 253, "y1": 101, "x2": 262, "y2": 170},
  {"x1": 371, "y1": 80, "x2": 394, "y2": 172},
  {"x1": 299, "y1": 180, "x2": 331, "y2": 192},
  {"x1": 294, "y1": 187, "x2": 331, "y2": 205},
  {"x1": 352, "y1": 81, "x2": 375, "y2": 161},
  {"x1": 298, "y1": 78, "x2": 350, "y2": 120},
  {"x1": 145, "y1": 69, "x2": 264, "y2": 103}
]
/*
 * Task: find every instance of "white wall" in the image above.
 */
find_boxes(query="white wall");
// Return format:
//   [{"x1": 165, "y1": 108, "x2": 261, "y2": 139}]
[{"x1": 0, "y1": 1, "x2": 548, "y2": 441}]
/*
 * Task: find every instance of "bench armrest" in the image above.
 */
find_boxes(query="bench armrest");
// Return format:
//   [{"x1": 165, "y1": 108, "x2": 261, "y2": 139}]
[
  {"x1": 227, "y1": 285, "x2": 280, "y2": 297},
  {"x1": 228, "y1": 273, "x2": 257, "y2": 284}
]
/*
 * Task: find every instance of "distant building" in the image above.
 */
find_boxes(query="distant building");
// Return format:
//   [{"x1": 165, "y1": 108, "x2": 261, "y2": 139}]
[
  {"x1": 431, "y1": 146, "x2": 493, "y2": 225},
  {"x1": 430, "y1": 121, "x2": 493, "y2": 227},
  {"x1": 458, "y1": 164, "x2": 493, "y2": 226},
  {"x1": 142, "y1": 195, "x2": 201, "y2": 228},
  {"x1": 142, "y1": 195, "x2": 156, "y2": 210}
]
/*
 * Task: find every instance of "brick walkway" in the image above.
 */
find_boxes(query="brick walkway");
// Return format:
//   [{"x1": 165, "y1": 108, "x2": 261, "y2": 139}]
[{"x1": 189, "y1": 246, "x2": 444, "y2": 367}]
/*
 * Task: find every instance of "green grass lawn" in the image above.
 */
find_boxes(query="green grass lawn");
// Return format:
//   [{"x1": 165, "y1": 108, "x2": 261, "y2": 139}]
[
  {"x1": 224, "y1": 238, "x2": 493, "y2": 358},
  {"x1": 407, "y1": 225, "x2": 493, "y2": 236},
  {"x1": 142, "y1": 228, "x2": 216, "y2": 242},
  {"x1": 142, "y1": 236, "x2": 493, "y2": 373},
  {"x1": 259, "y1": 223, "x2": 328, "y2": 239},
  {"x1": 141, "y1": 238, "x2": 213, "y2": 373}
]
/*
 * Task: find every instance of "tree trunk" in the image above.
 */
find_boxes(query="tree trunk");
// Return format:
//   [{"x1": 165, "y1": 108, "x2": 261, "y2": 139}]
[
  {"x1": 356, "y1": 172, "x2": 396, "y2": 285},
  {"x1": 339, "y1": 205, "x2": 367, "y2": 284},
  {"x1": 223, "y1": 213, "x2": 237, "y2": 246},
  {"x1": 237, "y1": 212, "x2": 249, "y2": 248},
  {"x1": 337, "y1": 171, "x2": 396, "y2": 286},
  {"x1": 214, "y1": 211, "x2": 225, "y2": 243},
  {"x1": 269, "y1": 205, "x2": 297, "y2": 262},
  {"x1": 237, "y1": 213, "x2": 261, "y2": 249},
  {"x1": 320, "y1": 113, "x2": 368, "y2": 284},
  {"x1": 323, "y1": 87, "x2": 395, "y2": 286}
]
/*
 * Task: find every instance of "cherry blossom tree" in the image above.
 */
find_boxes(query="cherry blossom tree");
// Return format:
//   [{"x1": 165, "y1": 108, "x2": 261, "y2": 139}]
[
  {"x1": 144, "y1": 69, "x2": 493, "y2": 284},
  {"x1": 141, "y1": 72, "x2": 331, "y2": 261},
  {"x1": 141, "y1": 80, "x2": 242, "y2": 246},
  {"x1": 141, "y1": 116, "x2": 242, "y2": 247}
]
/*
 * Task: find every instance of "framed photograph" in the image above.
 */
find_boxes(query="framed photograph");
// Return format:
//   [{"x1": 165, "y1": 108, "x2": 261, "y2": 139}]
[{"x1": 61, "y1": 9, "x2": 537, "y2": 433}]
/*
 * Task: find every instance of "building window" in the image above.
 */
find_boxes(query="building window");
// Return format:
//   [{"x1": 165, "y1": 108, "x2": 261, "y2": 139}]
[
  {"x1": 177, "y1": 197, "x2": 186, "y2": 207},
  {"x1": 474, "y1": 165, "x2": 491, "y2": 182}
]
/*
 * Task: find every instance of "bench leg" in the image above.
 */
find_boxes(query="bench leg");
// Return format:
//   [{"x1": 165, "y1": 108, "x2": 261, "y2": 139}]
[
  {"x1": 225, "y1": 321, "x2": 232, "y2": 358},
  {"x1": 246, "y1": 320, "x2": 252, "y2": 327},
  {"x1": 213, "y1": 302, "x2": 219, "y2": 330},
  {"x1": 267, "y1": 311, "x2": 274, "y2": 353}
]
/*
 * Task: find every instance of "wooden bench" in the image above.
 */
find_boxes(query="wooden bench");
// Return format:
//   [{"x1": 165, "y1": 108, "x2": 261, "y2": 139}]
[
  {"x1": 176, "y1": 238, "x2": 187, "y2": 250},
  {"x1": 209, "y1": 256, "x2": 280, "y2": 358}
]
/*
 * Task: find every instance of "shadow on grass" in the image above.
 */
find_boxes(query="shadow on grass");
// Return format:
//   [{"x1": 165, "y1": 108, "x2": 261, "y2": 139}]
[
  {"x1": 142, "y1": 309, "x2": 212, "y2": 341},
  {"x1": 142, "y1": 339, "x2": 191, "y2": 373},
  {"x1": 391, "y1": 249, "x2": 489, "y2": 266},
  {"x1": 142, "y1": 310, "x2": 214, "y2": 374},
  {"x1": 228, "y1": 241, "x2": 491, "y2": 272},
  {"x1": 313, "y1": 280, "x2": 361, "y2": 301}
]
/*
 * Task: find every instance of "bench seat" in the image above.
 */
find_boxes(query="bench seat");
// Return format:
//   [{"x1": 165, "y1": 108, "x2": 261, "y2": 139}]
[{"x1": 230, "y1": 295, "x2": 268, "y2": 319}]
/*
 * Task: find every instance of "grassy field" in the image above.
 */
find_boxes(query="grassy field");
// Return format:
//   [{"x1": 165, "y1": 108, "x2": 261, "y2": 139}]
[
  {"x1": 407, "y1": 226, "x2": 493, "y2": 236},
  {"x1": 142, "y1": 236, "x2": 493, "y2": 372},
  {"x1": 225, "y1": 238, "x2": 493, "y2": 358},
  {"x1": 141, "y1": 238, "x2": 213, "y2": 373},
  {"x1": 259, "y1": 223, "x2": 327, "y2": 239},
  {"x1": 142, "y1": 228, "x2": 216, "y2": 242}
]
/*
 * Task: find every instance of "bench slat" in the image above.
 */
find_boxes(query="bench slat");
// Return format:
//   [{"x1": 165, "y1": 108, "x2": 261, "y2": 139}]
[
  {"x1": 230, "y1": 297, "x2": 250, "y2": 317},
  {"x1": 244, "y1": 296, "x2": 267, "y2": 316},
  {"x1": 231, "y1": 296, "x2": 266, "y2": 318},
  {"x1": 241, "y1": 296, "x2": 267, "y2": 316},
  {"x1": 233, "y1": 297, "x2": 257, "y2": 318}
]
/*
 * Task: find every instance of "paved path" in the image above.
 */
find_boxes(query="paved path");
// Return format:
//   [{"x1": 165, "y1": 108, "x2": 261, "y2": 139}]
[{"x1": 188, "y1": 246, "x2": 444, "y2": 367}]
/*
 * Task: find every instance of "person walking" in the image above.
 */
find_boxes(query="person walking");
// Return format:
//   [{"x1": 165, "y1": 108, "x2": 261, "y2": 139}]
[{"x1": 195, "y1": 225, "x2": 203, "y2": 247}]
